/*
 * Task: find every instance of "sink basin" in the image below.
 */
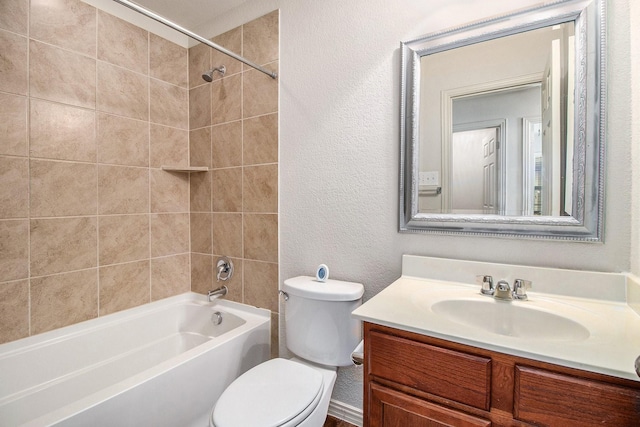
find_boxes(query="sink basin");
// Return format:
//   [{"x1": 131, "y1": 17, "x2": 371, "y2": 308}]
[{"x1": 431, "y1": 299, "x2": 590, "y2": 341}]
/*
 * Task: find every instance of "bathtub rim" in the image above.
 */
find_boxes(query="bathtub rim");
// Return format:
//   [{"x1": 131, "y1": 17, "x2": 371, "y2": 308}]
[{"x1": 0, "y1": 292, "x2": 270, "y2": 356}]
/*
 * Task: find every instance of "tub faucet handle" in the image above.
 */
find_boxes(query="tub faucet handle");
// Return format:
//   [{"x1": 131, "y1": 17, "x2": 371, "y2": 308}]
[
  {"x1": 216, "y1": 257, "x2": 234, "y2": 282},
  {"x1": 513, "y1": 279, "x2": 532, "y2": 300},
  {"x1": 476, "y1": 275, "x2": 494, "y2": 296}
]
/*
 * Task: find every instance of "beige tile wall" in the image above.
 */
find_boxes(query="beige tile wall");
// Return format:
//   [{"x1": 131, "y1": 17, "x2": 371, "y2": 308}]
[
  {"x1": 0, "y1": 0, "x2": 191, "y2": 343},
  {"x1": 187, "y1": 11, "x2": 280, "y2": 357}
]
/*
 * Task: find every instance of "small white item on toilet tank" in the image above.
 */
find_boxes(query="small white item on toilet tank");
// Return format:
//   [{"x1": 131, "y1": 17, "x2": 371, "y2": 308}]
[{"x1": 316, "y1": 264, "x2": 329, "y2": 282}]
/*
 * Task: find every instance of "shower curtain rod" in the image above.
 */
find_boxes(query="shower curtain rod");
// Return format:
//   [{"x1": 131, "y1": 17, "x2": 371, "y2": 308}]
[{"x1": 112, "y1": 0, "x2": 277, "y2": 79}]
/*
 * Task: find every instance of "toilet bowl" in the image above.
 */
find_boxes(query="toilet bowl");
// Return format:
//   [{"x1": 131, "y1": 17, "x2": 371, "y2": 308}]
[
  {"x1": 210, "y1": 358, "x2": 337, "y2": 427},
  {"x1": 209, "y1": 276, "x2": 363, "y2": 427}
]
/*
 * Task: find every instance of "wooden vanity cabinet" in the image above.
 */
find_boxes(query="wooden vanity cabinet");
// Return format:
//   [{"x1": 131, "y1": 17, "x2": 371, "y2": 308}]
[{"x1": 364, "y1": 323, "x2": 640, "y2": 427}]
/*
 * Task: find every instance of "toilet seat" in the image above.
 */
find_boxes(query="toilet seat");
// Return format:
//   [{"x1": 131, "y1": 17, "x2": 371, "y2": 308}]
[{"x1": 211, "y1": 358, "x2": 324, "y2": 427}]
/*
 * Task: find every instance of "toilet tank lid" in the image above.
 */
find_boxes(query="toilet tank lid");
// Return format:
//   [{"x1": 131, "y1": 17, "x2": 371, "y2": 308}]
[{"x1": 283, "y1": 276, "x2": 364, "y2": 301}]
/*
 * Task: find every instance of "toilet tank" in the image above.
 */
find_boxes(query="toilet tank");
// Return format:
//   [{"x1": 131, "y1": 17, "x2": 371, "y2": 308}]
[{"x1": 282, "y1": 276, "x2": 364, "y2": 367}]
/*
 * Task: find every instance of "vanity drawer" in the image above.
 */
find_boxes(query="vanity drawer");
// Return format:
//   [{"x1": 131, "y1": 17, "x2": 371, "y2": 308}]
[
  {"x1": 367, "y1": 330, "x2": 491, "y2": 410},
  {"x1": 369, "y1": 382, "x2": 491, "y2": 427},
  {"x1": 514, "y1": 365, "x2": 640, "y2": 426}
]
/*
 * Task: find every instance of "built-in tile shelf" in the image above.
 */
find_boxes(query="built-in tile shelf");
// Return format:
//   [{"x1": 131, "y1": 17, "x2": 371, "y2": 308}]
[{"x1": 161, "y1": 166, "x2": 209, "y2": 173}]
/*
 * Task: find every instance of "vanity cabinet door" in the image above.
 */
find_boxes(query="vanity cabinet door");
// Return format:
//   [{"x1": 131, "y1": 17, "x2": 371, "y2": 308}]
[
  {"x1": 369, "y1": 382, "x2": 492, "y2": 427},
  {"x1": 514, "y1": 365, "x2": 640, "y2": 426},
  {"x1": 367, "y1": 330, "x2": 491, "y2": 410}
]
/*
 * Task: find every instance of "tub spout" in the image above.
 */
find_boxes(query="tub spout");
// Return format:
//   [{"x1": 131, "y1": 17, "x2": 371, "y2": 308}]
[{"x1": 208, "y1": 286, "x2": 228, "y2": 302}]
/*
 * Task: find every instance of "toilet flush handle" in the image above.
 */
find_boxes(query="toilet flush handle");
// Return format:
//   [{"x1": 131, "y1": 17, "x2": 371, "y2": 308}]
[
  {"x1": 351, "y1": 340, "x2": 364, "y2": 366},
  {"x1": 279, "y1": 290, "x2": 289, "y2": 301}
]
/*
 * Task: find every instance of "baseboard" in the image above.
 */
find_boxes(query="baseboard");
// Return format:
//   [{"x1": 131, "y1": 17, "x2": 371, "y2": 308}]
[{"x1": 327, "y1": 399, "x2": 363, "y2": 427}]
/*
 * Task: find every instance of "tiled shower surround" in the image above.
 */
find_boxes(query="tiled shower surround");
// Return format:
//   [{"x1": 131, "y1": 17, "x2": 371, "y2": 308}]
[
  {"x1": 0, "y1": 0, "x2": 279, "y2": 347},
  {"x1": 188, "y1": 12, "x2": 280, "y2": 355}
]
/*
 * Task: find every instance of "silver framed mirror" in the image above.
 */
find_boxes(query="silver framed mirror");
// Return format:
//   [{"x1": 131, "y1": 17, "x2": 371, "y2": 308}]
[{"x1": 399, "y1": 0, "x2": 605, "y2": 241}]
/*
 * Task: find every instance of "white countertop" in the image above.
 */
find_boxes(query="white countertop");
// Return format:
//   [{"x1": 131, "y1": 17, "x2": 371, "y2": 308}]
[{"x1": 353, "y1": 275, "x2": 640, "y2": 382}]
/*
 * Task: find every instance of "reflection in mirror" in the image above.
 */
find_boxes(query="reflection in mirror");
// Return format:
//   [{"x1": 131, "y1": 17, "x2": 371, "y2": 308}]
[
  {"x1": 419, "y1": 23, "x2": 575, "y2": 217},
  {"x1": 400, "y1": 0, "x2": 605, "y2": 240}
]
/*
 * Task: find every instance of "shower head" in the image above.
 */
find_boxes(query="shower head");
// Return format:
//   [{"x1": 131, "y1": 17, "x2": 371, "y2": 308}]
[
  {"x1": 202, "y1": 71, "x2": 213, "y2": 82},
  {"x1": 202, "y1": 65, "x2": 226, "y2": 82}
]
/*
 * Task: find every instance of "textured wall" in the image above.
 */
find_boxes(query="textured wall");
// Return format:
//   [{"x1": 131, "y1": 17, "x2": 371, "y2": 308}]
[{"x1": 631, "y1": 0, "x2": 640, "y2": 277}]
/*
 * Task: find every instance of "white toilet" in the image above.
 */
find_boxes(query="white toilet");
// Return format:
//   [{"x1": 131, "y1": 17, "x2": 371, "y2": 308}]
[{"x1": 210, "y1": 276, "x2": 364, "y2": 427}]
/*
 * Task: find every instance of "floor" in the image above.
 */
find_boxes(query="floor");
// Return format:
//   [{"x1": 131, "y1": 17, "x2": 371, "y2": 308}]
[{"x1": 323, "y1": 415, "x2": 358, "y2": 427}]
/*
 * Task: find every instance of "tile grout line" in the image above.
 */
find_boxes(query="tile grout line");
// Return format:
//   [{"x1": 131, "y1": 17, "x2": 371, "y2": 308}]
[
  {"x1": 148, "y1": 29, "x2": 153, "y2": 304},
  {"x1": 188, "y1": 37, "x2": 193, "y2": 295},
  {"x1": 240, "y1": 25, "x2": 246, "y2": 305},
  {"x1": 26, "y1": 1, "x2": 32, "y2": 338},
  {"x1": 95, "y1": 7, "x2": 101, "y2": 319}
]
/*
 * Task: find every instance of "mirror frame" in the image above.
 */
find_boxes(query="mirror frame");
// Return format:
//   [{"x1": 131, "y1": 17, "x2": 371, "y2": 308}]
[{"x1": 399, "y1": 0, "x2": 605, "y2": 241}]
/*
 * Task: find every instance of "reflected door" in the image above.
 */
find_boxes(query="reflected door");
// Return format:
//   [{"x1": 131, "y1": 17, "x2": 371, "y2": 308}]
[
  {"x1": 482, "y1": 133, "x2": 497, "y2": 213},
  {"x1": 451, "y1": 127, "x2": 499, "y2": 214}
]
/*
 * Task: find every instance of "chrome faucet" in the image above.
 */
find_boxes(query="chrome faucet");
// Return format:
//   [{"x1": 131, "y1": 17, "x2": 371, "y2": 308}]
[
  {"x1": 209, "y1": 257, "x2": 233, "y2": 302},
  {"x1": 477, "y1": 276, "x2": 532, "y2": 301},
  {"x1": 494, "y1": 280, "x2": 512, "y2": 300},
  {"x1": 207, "y1": 286, "x2": 228, "y2": 302}
]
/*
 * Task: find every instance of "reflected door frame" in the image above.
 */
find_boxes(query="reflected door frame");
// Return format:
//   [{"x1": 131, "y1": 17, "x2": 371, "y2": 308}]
[{"x1": 522, "y1": 117, "x2": 543, "y2": 215}]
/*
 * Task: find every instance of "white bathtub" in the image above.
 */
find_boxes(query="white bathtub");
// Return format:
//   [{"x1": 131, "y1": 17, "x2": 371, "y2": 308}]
[{"x1": 0, "y1": 293, "x2": 271, "y2": 427}]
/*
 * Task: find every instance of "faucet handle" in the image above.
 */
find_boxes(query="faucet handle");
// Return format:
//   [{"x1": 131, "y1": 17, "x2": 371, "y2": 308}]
[
  {"x1": 476, "y1": 275, "x2": 494, "y2": 296},
  {"x1": 216, "y1": 257, "x2": 234, "y2": 282},
  {"x1": 513, "y1": 279, "x2": 532, "y2": 300}
]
